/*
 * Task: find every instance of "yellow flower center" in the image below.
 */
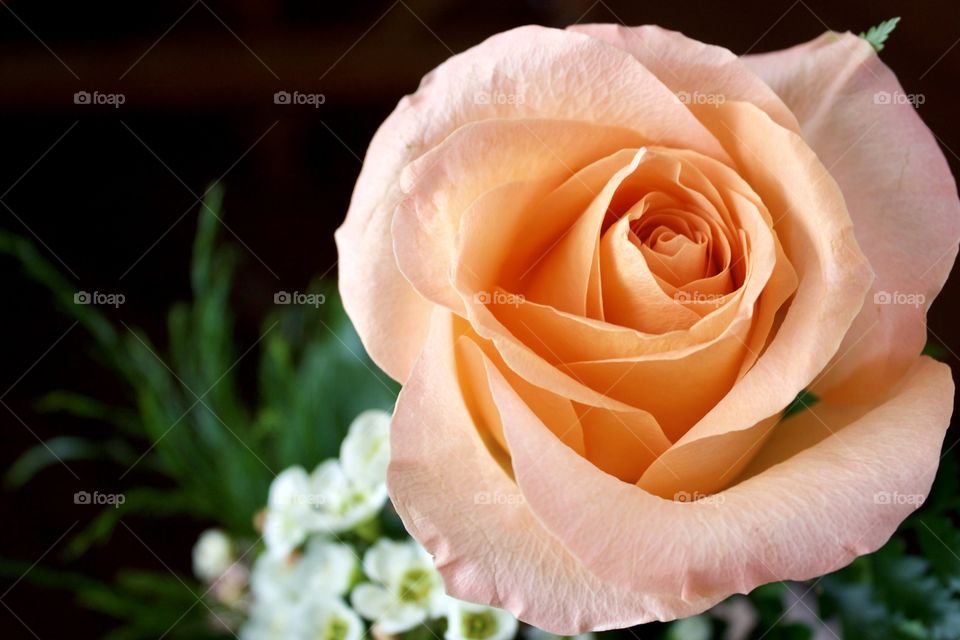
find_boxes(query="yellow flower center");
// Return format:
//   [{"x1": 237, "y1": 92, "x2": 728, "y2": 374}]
[{"x1": 460, "y1": 610, "x2": 499, "y2": 640}]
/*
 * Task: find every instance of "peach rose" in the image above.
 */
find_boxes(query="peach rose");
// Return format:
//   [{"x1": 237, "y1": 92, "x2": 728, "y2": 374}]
[{"x1": 336, "y1": 25, "x2": 960, "y2": 632}]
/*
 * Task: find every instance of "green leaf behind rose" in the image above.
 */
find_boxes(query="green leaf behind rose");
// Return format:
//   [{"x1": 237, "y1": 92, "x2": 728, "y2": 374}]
[{"x1": 860, "y1": 17, "x2": 901, "y2": 52}]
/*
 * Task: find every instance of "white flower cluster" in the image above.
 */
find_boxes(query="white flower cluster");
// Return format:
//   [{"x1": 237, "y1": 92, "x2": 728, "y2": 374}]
[
  {"x1": 351, "y1": 538, "x2": 516, "y2": 640},
  {"x1": 263, "y1": 409, "x2": 392, "y2": 559},
  {"x1": 351, "y1": 538, "x2": 518, "y2": 640},
  {"x1": 243, "y1": 539, "x2": 362, "y2": 640},
  {"x1": 242, "y1": 535, "x2": 516, "y2": 640},
  {"x1": 191, "y1": 409, "x2": 519, "y2": 640}
]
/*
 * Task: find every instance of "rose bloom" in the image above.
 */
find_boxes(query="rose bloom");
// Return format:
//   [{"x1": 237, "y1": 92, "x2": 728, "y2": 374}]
[{"x1": 336, "y1": 25, "x2": 960, "y2": 632}]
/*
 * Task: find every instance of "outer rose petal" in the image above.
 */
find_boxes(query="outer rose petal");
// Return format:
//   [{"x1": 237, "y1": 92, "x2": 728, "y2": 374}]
[
  {"x1": 337, "y1": 25, "x2": 728, "y2": 380},
  {"x1": 492, "y1": 353, "x2": 953, "y2": 598},
  {"x1": 388, "y1": 309, "x2": 720, "y2": 632},
  {"x1": 744, "y1": 33, "x2": 960, "y2": 401},
  {"x1": 568, "y1": 24, "x2": 800, "y2": 134},
  {"x1": 335, "y1": 240, "x2": 426, "y2": 384}
]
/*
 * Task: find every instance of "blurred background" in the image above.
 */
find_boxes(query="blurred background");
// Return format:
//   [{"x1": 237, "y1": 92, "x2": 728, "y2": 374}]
[{"x1": 1, "y1": 0, "x2": 959, "y2": 636}]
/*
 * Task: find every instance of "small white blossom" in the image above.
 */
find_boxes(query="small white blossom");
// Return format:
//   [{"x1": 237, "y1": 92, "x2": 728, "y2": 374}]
[
  {"x1": 340, "y1": 409, "x2": 391, "y2": 488},
  {"x1": 446, "y1": 599, "x2": 518, "y2": 640},
  {"x1": 192, "y1": 528, "x2": 234, "y2": 583},
  {"x1": 250, "y1": 539, "x2": 358, "y2": 606},
  {"x1": 292, "y1": 594, "x2": 364, "y2": 640},
  {"x1": 263, "y1": 460, "x2": 389, "y2": 558},
  {"x1": 309, "y1": 459, "x2": 388, "y2": 534},
  {"x1": 524, "y1": 628, "x2": 595, "y2": 640},
  {"x1": 297, "y1": 539, "x2": 359, "y2": 597},
  {"x1": 241, "y1": 599, "x2": 299, "y2": 640},
  {"x1": 263, "y1": 466, "x2": 314, "y2": 558},
  {"x1": 243, "y1": 537, "x2": 363, "y2": 640},
  {"x1": 250, "y1": 550, "x2": 303, "y2": 606},
  {"x1": 351, "y1": 538, "x2": 446, "y2": 633}
]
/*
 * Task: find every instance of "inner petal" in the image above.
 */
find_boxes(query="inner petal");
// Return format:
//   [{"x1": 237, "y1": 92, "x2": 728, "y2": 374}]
[
  {"x1": 601, "y1": 201, "x2": 703, "y2": 333},
  {"x1": 449, "y1": 140, "x2": 797, "y2": 476},
  {"x1": 638, "y1": 226, "x2": 711, "y2": 286}
]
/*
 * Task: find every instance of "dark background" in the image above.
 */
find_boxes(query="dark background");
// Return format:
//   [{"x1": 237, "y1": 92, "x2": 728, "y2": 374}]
[{"x1": 0, "y1": 0, "x2": 958, "y2": 636}]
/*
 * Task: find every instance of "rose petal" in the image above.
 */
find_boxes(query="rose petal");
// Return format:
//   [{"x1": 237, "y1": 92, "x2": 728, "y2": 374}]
[
  {"x1": 739, "y1": 401, "x2": 872, "y2": 480},
  {"x1": 638, "y1": 101, "x2": 873, "y2": 483},
  {"x1": 457, "y1": 332, "x2": 586, "y2": 459},
  {"x1": 575, "y1": 402, "x2": 672, "y2": 483},
  {"x1": 393, "y1": 119, "x2": 647, "y2": 315},
  {"x1": 744, "y1": 32, "x2": 960, "y2": 402},
  {"x1": 521, "y1": 149, "x2": 648, "y2": 318},
  {"x1": 564, "y1": 322, "x2": 751, "y2": 442},
  {"x1": 388, "y1": 308, "x2": 722, "y2": 632},
  {"x1": 568, "y1": 24, "x2": 800, "y2": 133},
  {"x1": 462, "y1": 294, "x2": 641, "y2": 412},
  {"x1": 493, "y1": 353, "x2": 953, "y2": 597}
]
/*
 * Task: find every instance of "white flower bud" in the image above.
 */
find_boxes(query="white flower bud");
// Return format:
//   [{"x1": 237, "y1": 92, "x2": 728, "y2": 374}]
[
  {"x1": 192, "y1": 529, "x2": 234, "y2": 583},
  {"x1": 340, "y1": 409, "x2": 391, "y2": 488}
]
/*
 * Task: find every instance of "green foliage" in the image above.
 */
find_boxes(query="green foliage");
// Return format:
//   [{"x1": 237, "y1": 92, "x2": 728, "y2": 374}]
[
  {"x1": 815, "y1": 455, "x2": 960, "y2": 640},
  {"x1": 860, "y1": 17, "x2": 901, "y2": 52},
  {"x1": 4, "y1": 435, "x2": 138, "y2": 488},
  {"x1": 0, "y1": 186, "x2": 397, "y2": 637},
  {"x1": 923, "y1": 341, "x2": 948, "y2": 361},
  {"x1": 0, "y1": 559, "x2": 223, "y2": 640},
  {"x1": 741, "y1": 583, "x2": 814, "y2": 640},
  {"x1": 818, "y1": 538, "x2": 960, "y2": 639},
  {"x1": 782, "y1": 389, "x2": 819, "y2": 420}
]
